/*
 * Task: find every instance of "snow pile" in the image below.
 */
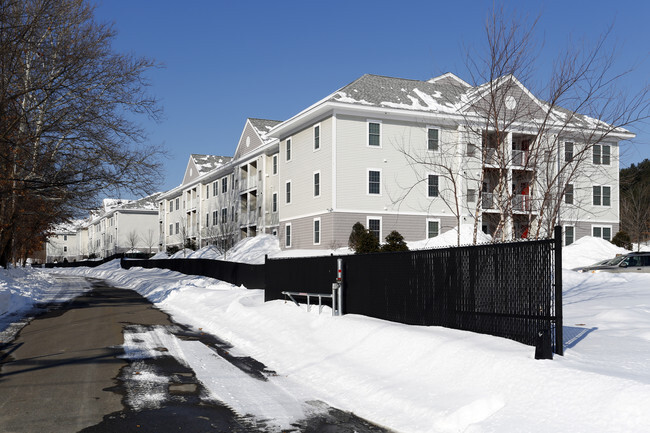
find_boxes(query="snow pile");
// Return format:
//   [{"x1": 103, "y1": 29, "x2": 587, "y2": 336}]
[
  {"x1": 563, "y1": 236, "x2": 630, "y2": 269},
  {"x1": 221, "y1": 234, "x2": 281, "y2": 264},
  {"x1": 186, "y1": 245, "x2": 221, "y2": 259},
  {"x1": 408, "y1": 224, "x2": 492, "y2": 249},
  {"x1": 168, "y1": 248, "x2": 194, "y2": 259},
  {"x1": 149, "y1": 251, "x2": 169, "y2": 260}
]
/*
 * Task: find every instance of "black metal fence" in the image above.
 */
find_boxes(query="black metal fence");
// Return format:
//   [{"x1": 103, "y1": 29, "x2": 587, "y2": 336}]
[
  {"x1": 265, "y1": 229, "x2": 562, "y2": 356},
  {"x1": 120, "y1": 258, "x2": 265, "y2": 290},
  {"x1": 114, "y1": 229, "x2": 562, "y2": 356}
]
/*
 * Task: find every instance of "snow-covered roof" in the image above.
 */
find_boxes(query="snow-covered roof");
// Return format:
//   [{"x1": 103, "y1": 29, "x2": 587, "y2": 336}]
[
  {"x1": 190, "y1": 154, "x2": 231, "y2": 175},
  {"x1": 248, "y1": 118, "x2": 282, "y2": 142},
  {"x1": 50, "y1": 219, "x2": 85, "y2": 234}
]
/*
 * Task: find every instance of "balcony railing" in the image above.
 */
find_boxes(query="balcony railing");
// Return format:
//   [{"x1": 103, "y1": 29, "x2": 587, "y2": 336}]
[
  {"x1": 512, "y1": 150, "x2": 529, "y2": 167},
  {"x1": 512, "y1": 194, "x2": 531, "y2": 212},
  {"x1": 482, "y1": 193, "x2": 494, "y2": 210}
]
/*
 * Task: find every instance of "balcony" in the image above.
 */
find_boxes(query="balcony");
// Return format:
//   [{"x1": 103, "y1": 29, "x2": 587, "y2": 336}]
[
  {"x1": 240, "y1": 177, "x2": 258, "y2": 192},
  {"x1": 512, "y1": 150, "x2": 529, "y2": 167},
  {"x1": 512, "y1": 194, "x2": 531, "y2": 212}
]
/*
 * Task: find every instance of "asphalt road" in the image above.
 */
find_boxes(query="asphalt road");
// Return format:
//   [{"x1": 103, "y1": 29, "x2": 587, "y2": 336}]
[{"x1": 0, "y1": 278, "x2": 392, "y2": 433}]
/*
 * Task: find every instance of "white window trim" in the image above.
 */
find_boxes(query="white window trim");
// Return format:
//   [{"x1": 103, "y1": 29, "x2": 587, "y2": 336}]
[
  {"x1": 592, "y1": 184, "x2": 612, "y2": 207},
  {"x1": 272, "y1": 192, "x2": 278, "y2": 213},
  {"x1": 313, "y1": 123, "x2": 321, "y2": 152},
  {"x1": 366, "y1": 216, "x2": 382, "y2": 241},
  {"x1": 367, "y1": 168, "x2": 382, "y2": 196},
  {"x1": 272, "y1": 154, "x2": 278, "y2": 175},
  {"x1": 313, "y1": 170, "x2": 321, "y2": 198},
  {"x1": 591, "y1": 224, "x2": 613, "y2": 241},
  {"x1": 285, "y1": 223, "x2": 292, "y2": 248},
  {"x1": 286, "y1": 137, "x2": 292, "y2": 162},
  {"x1": 313, "y1": 217, "x2": 321, "y2": 246},
  {"x1": 427, "y1": 173, "x2": 440, "y2": 198},
  {"x1": 593, "y1": 143, "x2": 612, "y2": 166},
  {"x1": 427, "y1": 126, "x2": 440, "y2": 152},
  {"x1": 564, "y1": 224, "x2": 575, "y2": 246},
  {"x1": 426, "y1": 218, "x2": 441, "y2": 238},
  {"x1": 285, "y1": 180, "x2": 292, "y2": 204},
  {"x1": 367, "y1": 119, "x2": 382, "y2": 148},
  {"x1": 565, "y1": 183, "x2": 574, "y2": 205}
]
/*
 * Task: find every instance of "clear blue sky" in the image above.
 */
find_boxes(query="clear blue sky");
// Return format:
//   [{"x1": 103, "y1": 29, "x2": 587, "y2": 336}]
[{"x1": 94, "y1": 0, "x2": 650, "y2": 193}]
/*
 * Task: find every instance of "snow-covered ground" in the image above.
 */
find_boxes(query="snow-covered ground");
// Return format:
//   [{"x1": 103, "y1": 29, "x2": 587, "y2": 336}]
[{"x1": 2, "y1": 232, "x2": 650, "y2": 432}]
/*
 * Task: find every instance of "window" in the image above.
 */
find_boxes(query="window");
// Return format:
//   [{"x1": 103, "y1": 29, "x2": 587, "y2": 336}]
[
  {"x1": 593, "y1": 185, "x2": 611, "y2": 206},
  {"x1": 367, "y1": 218, "x2": 381, "y2": 240},
  {"x1": 565, "y1": 142, "x2": 574, "y2": 162},
  {"x1": 368, "y1": 170, "x2": 381, "y2": 195},
  {"x1": 175, "y1": 222, "x2": 179, "y2": 235},
  {"x1": 63, "y1": 235, "x2": 68, "y2": 241},
  {"x1": 206, "y1": 185, "x2": 209, "y2": 199},
  {"x1": 175, "y1": 198, "x2": 179, "y2": 210},
  {"x1": 286, "y1": 181, "x2": 292, "y2": 204},
  {"x1": 593, "y1": 144, "x2": 611, "y2": 165},
  {"x1": 313, "y1": 171, "x2": 320, "y2": 197},
  {"x1": 169, "y1": 201, "x2": 173, "y2": 212},
  {"x1": 169, "y1": 224, "x2": 173, "y2": 235},
  {"x1": 428, "y1": 128, "x2": 439, "y2": 151},
  {"x1": 286, "y1": 139, "x2": 292, "y2": 161},
  {"x1": 206, "y1": 213, "x2": 210, "y2": 227},
  {"x1": 272, "y1": 154, "x2": 278, "y2": 175},
  {"x1": 427, "y1": 219, "x2": 440, "y2": 238},
  {"x1": 428, "y1": 175, "x2": 439, "y2": 197},
  {"x1": 314, "y1": 124, "x2": 320, "y2": 150},
  {"x1": 63, "y1": 246, "x2": 68, "y2": 252},
  {"x1": 272, "y1": 192, "x2": 278, "y2": 213},
  {"x1": 368, "y1": 121, "x2": 381, "y2": 147},
  {"x1": 212, "y1": 210, "x2": 218, "y2": 225},
  {"x1": 467, "y1": 189, "x2": 477, "y2": 203},
  {"x1": 313, "y1": 218, "x2": 321, "y2": 245},
  {"x1": 222, "y1": 177, "x2": 228, "y2": 193},
  {"x1": 565, "y1": 184, "x2": 574, "y2": 205},
  {"x1": 565, "y1": 226, "x2": 575, "y2": 246},
  {"x1": 285, "y1": 223, "x2": 292, "y2": 247},
  {"x1": 221, "y1": 208, "x2": 227, "y2": 223},
  {"x1": 593, "y1": 226, "x2": 612, "y2": 241},
  {"x1": 213, "y1": 181, "x2": 218, "y2": 196}
]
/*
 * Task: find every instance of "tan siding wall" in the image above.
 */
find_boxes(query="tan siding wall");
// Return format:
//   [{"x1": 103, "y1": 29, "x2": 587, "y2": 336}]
[
  {"x1": 279, "y1": 117, "x2": 333, "y2": 219},
  {"x1": 335, "y1": 114, "x2": 458, "y2": 215},
  {"x1": 234, "y1": 122, "x2": 265, "y2": 159}
]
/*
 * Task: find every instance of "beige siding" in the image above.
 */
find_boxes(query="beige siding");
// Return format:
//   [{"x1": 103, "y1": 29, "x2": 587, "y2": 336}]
[
  {"x1": 234, "y1": 121, "x2": 265, "y2": 160},
  {"x1": 279, "y1": 117, "x2": 333, "y2": 219}
]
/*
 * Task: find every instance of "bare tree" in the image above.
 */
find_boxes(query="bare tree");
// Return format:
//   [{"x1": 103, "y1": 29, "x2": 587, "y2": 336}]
[
  {"x1": 0, "y1": 0, "x2": 164, "y2": 267},
  {"x1": 620, "y1": 183, "x2": 650, "y2": 251},
  {"x1": 126, "y1": 230, "x2": 140, "y2": 254},
  {"x1": 426, "y1": 6, "x2": 649, "y2": 243},
  {"x1": 144, "y1": 228, "x2": 156, "y2": 255}
]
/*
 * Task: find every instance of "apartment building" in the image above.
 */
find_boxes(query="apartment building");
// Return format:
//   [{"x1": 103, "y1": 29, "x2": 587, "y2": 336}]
[
  {"x1": 85, "y1": 194, "x2": 161, "y2": 258},
  {"x1": 159, "y1": 72, "x2": 630, "y2": 251}
]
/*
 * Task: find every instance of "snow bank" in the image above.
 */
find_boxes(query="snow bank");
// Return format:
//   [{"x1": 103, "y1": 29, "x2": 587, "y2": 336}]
[
  {"x1": 221, "y1": 234, "x2": 281, "y2": 264},
  {"x1": 563, "y1": 236, "x2": 630, "y2": 269}
]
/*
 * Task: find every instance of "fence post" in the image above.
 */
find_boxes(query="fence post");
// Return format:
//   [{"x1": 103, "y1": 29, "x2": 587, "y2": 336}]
[
  {"x1": 554, "y1": 225, "x2": 564, "y2": 356},
  {"x1": 337, "y1": 258, "x2": 344, "y2": 315}
]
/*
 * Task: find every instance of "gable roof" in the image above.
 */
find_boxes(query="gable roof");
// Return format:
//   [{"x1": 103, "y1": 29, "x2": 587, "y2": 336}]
[
  {"x1": 268, "y1": 72, "x2": 632, "y2": 139},
  {"x1": 191, "y1": 154, "x2": 232, "y2": 175},
  {"x1": 248, "y1": 118, "x2": 282, "y2": 141}
]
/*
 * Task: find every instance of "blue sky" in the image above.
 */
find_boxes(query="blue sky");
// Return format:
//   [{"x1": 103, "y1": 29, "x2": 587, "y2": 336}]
[{"x1": 94, "y1": 0, "x2": 650, "y2": 193}]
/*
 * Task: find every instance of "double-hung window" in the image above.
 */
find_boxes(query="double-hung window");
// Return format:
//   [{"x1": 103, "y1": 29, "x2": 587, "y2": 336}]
[
  {"x1": 286, "y1": 181, "x2": 292, "y2": 204},
  {"x1": 368, "y1": 170, "x2": 381, "y2": 195},
  {"x1": 314, "y1": 124, "x2": 320, "y2": 150},
  {"x1": 428, "y1": 175, "x2": 439, "y2": 197},
  {"x1": 272, "y1": 154, "x2": 278, "y2": 175},
  {"x1": 222, "y1": 177, "x2": 228, "y2": 193},
  {"x1": 313, "y1": 171, "x2": 320, "y2": 197},
  {"x1": 427, "y1": 219, "x2": 440, "y2": 238},
  {"x1": 313, "y1": 218, "x2": 321, "y2": 245},
  {"x1": 565, "y1": 142, "x2": 574, "y2": 162},
  {"x1": 592, "y1": 226, "x2": 612, "y2": 241},
  {"x1": 428, "y1": 128, "x2": 439, "y2": 151},
  {"x1": 368, "y1": 122, "x2": 381, "y2": 147},
  {"x1": 285, "y1": 223, "x2": 292, "y2": 248},
  {"x1": 272, "y1": 192, "x2": 278, "y2": 212},
  {"x1": 221, "y1": 208, "x2": 228, "y2": 223},
  {"x1": 367, "y1": 218, "x2": 381, "y2": 240},
  {"x1": 593, "y1": 185, "x2": 611, "y2": 206},
  {"x1": 565, "y1": 226, "x2": 575, "y2": 246},
  {"x1": 565, "y1": 184, "x2": 574, "y2": 205},
  {"x1": 593, "y1": 144, "x2": 611, "y2": 165},
  {"x1": 212, "y1": 210, "x2": 218, "y2": 225},
  {"x1": 286, "y1": 139, "x2": 292, "y2": 161},
  {"x1": 213, "y1": 181, "x2": 218, "y2": 196}
]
